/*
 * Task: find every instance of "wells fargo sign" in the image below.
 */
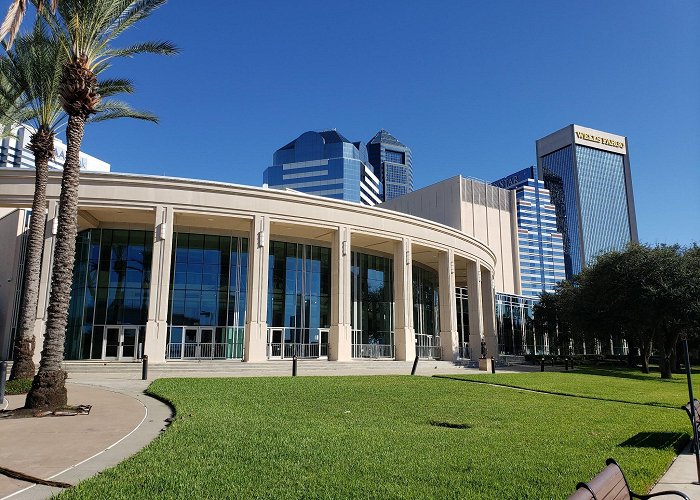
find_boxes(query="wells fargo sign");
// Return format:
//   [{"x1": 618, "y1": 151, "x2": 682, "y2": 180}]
[{"x1": 575, "y1": 131, "x2": 625, "y2": 149}]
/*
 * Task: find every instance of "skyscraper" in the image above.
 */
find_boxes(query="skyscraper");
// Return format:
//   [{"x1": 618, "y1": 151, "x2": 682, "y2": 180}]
[
  {"x1": 0, "y1": 124, "x2": 110, "y2": 172},
  {"x1": 263, "y1": 130, "x2": 382, "y2": 206},
  {"x1": 492, "y1": 167, "x2": 566, "y2": 297},
  {"x1": 536, "y1": 124, "x2": 638, "y2": 279},
  {"x1": 367, "y1": 129, "x2": 413, "y2": 201}
]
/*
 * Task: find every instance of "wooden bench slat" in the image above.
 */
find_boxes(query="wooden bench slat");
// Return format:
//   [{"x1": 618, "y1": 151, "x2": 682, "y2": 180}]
[
  {"x1": 569, "y1": 458, "x2": 690, "y2": 500},
  {"x1": 566, "y1": 487, "x2": 595, "y2": 500},
  {"x1": 586, "y1": 464, "x2": 629, "y2": 500}
]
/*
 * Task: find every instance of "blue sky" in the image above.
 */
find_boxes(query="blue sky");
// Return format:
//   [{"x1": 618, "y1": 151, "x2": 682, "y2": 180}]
[{"x1": 72, "y1": 0, "x2": 698, "y2": 245}]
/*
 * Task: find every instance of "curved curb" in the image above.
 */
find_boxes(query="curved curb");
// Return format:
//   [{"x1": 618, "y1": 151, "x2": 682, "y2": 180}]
[{"x1": 1, "y1": 383, "x2": 172, "y2": 500}]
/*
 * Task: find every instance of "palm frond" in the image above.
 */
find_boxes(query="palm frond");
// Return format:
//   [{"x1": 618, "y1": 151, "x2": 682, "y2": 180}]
[
  {"x1": 90, "y1": 99, "x2": 158, "y2": 123},
  {"x1": 0, "y1": 18, "x2": 66, "y2": 132},
  {"x1": 98, "y1": 77, "x2": 135, "y2": 97},
  {"x1": 103, "y1": 0, "x2": 167, "y2": 42},
  {"x1": 0, "y1": 0, "x2": 27, "y2": 48},
  {"x1": 97, "y1": 40, "x2": 178, "y2": 62}
]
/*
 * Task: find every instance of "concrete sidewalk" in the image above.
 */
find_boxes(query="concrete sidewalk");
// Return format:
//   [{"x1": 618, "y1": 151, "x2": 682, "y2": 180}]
[
  {"x1": 650, "y1": 447, "x2": 700, "y2": 498},
  {"x1": 0, "y1": 382, "x2": 171, "y2": 500}
]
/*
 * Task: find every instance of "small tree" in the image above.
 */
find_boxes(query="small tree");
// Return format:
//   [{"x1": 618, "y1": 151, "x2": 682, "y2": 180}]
[{"x1": 0, "y1": 21, "x2": 64, "y2": 381}]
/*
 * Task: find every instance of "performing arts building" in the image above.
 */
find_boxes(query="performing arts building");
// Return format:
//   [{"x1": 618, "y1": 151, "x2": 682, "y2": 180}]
[{"x1": 0, "y1": 168, "x2": 504, "y2": 364}]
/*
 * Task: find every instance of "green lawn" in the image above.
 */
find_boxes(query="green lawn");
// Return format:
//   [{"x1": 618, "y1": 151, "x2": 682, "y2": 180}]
[
  {"x1": 4, "y1": 377, "x2": 31, "y2": 395},
  {"x1": 58, "y1": 374, "x2": 689, "y2": 499},
  {"x1": 439, "y1": 367, "x2": 700, "y2": 408}
]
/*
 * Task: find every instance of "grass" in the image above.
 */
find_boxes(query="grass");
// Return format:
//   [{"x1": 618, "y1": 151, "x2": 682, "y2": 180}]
[
  {"x1": 4, "y1": 378, "x2": 31, "y2": 395},
  {"x1": 58, "y1": 374, "x2": 689, "y2": 499},
  {"x1": 439, "y1": 366, "x2": 700, "y2": 408}
]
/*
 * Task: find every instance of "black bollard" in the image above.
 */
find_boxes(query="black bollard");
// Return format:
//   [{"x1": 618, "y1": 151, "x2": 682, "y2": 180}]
[
  {"x1": 141, "y1": 355, "x2": 148, "y2": 380},
  {"x1": 540, "y1": 358, "x2": 545, "y2": 372},
  {"x1": 292, "y1": 355, "x2": 298, "y2": 377},
  {"x1": 0, "y1": 360, "x2": 7, "y2": 404},
  {"x1": 411, "y1": 355, "x2": 419, "y2": 375},
  {"x1": 551, "y1": 357, "x2": 555, "y2": 367},
  {"x1": 491, "y1": 356, "x2": 495, "y2": 374},
  {"x1": 565, "y1": 358, "x2": 569, "y2": 371}
]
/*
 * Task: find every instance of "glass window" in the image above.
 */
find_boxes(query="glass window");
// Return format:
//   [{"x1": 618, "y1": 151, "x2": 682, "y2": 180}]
[{"x1": 65, "y1": 228, "x2": 154, "y2": 359}]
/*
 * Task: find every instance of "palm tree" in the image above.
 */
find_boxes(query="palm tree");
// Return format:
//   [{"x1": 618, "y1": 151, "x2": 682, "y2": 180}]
[
  {"x1": 25, "y1": 0, "x2": 177, "y2": 409},
  {"x1": 0, "y1": 0, "x2": 56, "y2": 48},
  {"x1": 0, "y1": 21, "x2": 64, "y2": 381}
]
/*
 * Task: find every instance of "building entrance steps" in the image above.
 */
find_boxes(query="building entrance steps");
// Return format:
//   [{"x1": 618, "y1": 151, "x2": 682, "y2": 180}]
[{"x1": 62, "y1": 359, "x2": 482, "y2": 378}]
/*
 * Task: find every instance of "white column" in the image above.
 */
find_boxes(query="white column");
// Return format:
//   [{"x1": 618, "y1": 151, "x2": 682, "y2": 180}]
[
  {"x1": 244, "y1": 214, "x2": 270, "y2": 362},
  {"x1": 393, "y1": 238, "x2": 415, "y2": 361},
  {"x1": 329, "y1": 226, "x2": 351, "y2": 361},
  {"x1": 438, "y1": 249, "x2": 458, "y2": 362},
  {"x1": 481, "y1": 266, "x2": 498, "y2": 360},
  {"x1": 144, "y1": 205, "x2": 174, "y2": 363},
  {"x1": 466, "y1": 260, "x2": 484, "y2": 362},
  {"x1": 32, "y1": 200, "x2": 58, "y2": 365}
]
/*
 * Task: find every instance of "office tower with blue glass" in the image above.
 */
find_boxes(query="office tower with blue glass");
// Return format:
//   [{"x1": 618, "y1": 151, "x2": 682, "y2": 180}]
[
  {"x1": 492, "y1": 167, "x2": 566, "y2": 297},
  {"x1": 263, "y1": 130, "x2": 382, "y2": 206},
  {"x1": 367, "y1": 129, "x2": 413, "y2": 201},
  {"x1": 536, "y1": 125, "x2": 638, "y2": 280}
]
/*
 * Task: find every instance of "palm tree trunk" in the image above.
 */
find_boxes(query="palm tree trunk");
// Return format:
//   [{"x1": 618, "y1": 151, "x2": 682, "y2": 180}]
[
  {"x1": 9, "y1": 129, "x2": 53, "y2": 381},
  {"x1": 25, "y1": 116, "x2": 84, "y2": 409}
]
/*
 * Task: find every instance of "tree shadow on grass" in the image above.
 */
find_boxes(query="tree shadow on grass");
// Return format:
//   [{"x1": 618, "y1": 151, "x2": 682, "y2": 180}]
[
  {"x1": 618, "y1": 432, "x2": 688, "y2": 453},
  {"x1": 574, "y1": 367, "x2": 689, "y2": 383}
]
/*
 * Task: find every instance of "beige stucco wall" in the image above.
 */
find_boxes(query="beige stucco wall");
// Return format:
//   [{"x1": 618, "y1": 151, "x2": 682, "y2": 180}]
[
  {"x1": 0, "y1": 209, "x2": 24, "y2": 358},
  {"x1": 382, "y1": 176, "x2": 520, "y2": 295},
  {"x1": 376, "y1": 176, "x2": 463, "y2": 229},
  {"x1": 0, "y1": 169, "x2": 500, "y2": 362}
]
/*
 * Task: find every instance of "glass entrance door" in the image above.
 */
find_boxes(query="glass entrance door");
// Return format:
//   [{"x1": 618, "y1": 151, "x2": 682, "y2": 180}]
[
  {"x1": 121, "y1": 327, "x2": 138, "y2": 359},
  {"x1": 199, "y1": 328, "x2": 214, "y2": 358},
  {"x1": 268, "y1": 328, "x2": 283, "y2": 357},
  {"x1": 104, "y1": 327, "x2": 120, "y2": 359},
  {"x1": 267, "y1": 327, "x2": 326, "y2": 359},
  {"x1": 103, "y1": 326, "x2": 140, "y2": 360}
]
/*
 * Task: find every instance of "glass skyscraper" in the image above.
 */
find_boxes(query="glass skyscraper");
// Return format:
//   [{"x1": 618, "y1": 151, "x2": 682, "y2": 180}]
[
  {"x1": 263, "y1": 130, "x2": 382, "y2": 205},
  {"x1": 492, "y1": 167, "x2": 566, "y2": 297},
  {"x1": 367, "y1": 129, "x2": 413, "y2": 201},
  {"x1": 536, "y1": 125, "x2": 638, "y2": 279}
]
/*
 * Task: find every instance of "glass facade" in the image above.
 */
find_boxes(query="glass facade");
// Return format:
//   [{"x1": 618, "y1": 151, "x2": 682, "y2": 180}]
[
  {"x1": 263, "y1": 130, "x2": 382, "y2": 205},
  {"x1": 496, "y1": 293, "x2": 539, "y2": 356},
  {"x1": 413, "y1": 264, "x2": 440, "y2": 359},
  {"x1": 167, "y1": 233, "x2": 248, "y2": 359},
  {"x1": 455, "y1": 287, "x2": 470, "y2": 359},
  {"x1": 367, "y1": 129, "x2": 413, "y2": 202},
  {"x1": 575, "y1": 145, "x2": 631, "y2": 264},
  {"x1": 267, "y1": 241, "x2": 331, "y2": 358},
  {"x1": 541, "y1": 143, "x2": 633, "y2": 279},
  {"x1": 493, "y1": 167, "x2": 566, "y2": 297},
  {"x1": 540, "y1": 145, "x2": 581, "y2": 279},
  {"x1": 351, "y1": 251, "x2": 394, "y2": 358},
  {"x1": 66, "y1": 229, "x2": 153, "y2": 360}
]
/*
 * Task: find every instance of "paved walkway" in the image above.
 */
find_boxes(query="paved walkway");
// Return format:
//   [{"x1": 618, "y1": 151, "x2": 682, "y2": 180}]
[
  {"x1": 651, "y1": 447, "x2": 700, "y2": 498},
  {"x1": 0, "y1": 360, "x2": 697, "y2": 499},
  {"x1": 0, "y1": 381, "x2": 170, "y2": 500}
]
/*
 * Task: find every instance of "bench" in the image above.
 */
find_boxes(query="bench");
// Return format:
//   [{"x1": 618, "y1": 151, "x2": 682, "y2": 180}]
[
  {"x1": 683, "y1": 398, "x2": 700, "y2": 451},
  {"x1": 567, "y1": 458, "x2": 689, "y2": 500}
]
